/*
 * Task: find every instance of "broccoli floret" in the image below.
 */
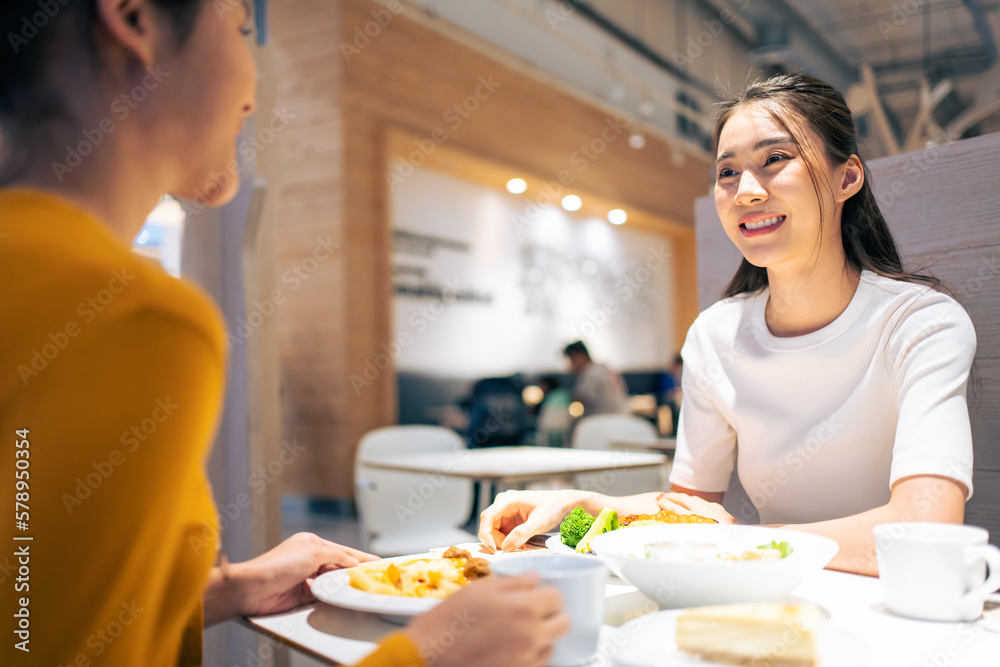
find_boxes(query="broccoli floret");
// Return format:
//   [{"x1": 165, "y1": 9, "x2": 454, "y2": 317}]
[
  {"x1": 576, "y1": 507, "x2": 619, "y2": 553},
  {"x1": 559, "y1": 507, "x2": 595, "y2": 547}
]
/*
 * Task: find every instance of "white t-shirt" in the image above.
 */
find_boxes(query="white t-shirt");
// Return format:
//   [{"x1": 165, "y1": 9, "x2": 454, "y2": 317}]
[
  {"x1": 575, "y1": 363, "x2": 629, "y2": 415},
  {"x1": 669, "y1": 270, "x2": 976, "y2": 525}
]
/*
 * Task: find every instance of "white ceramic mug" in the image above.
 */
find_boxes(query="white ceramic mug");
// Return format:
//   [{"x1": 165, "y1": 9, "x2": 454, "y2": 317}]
[
  {"x1": 873, "y1": 522, "x2": 1000, "y2": 622},
  {"x1": 491, "y1": 554, "x2": 608, "y2": 667}
]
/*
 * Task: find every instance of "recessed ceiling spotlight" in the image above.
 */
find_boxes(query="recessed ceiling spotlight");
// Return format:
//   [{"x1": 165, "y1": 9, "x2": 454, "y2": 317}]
[
  {"x1": 628, "y1": 133, "x2": 646, "y2": 149},
  {"x1": 561, "y1": 195, "x2": 582, "y2": 212},
  {"x1": 506, "y1": 178, "x2": 527, "y2": 194},
  {"x1": 638, "y1": 97, "x2": 655, "y2": 118},
  {"x1": 608, "y1": 209, "x2": 627, "y2": 225}
]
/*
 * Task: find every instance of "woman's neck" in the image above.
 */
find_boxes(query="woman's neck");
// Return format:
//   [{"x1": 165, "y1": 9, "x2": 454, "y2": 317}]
[
  {"x1": 3, "y1": 126, "x2": 167, "y2": 246},
  {"x1": 764, "y1": 253, "x2": 861, "y2": 338}
]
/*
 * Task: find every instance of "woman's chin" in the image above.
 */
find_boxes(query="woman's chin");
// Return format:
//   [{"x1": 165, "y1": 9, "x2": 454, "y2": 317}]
[{"x1": 173, "y1": 174, "x2": 241, "y2": 210}]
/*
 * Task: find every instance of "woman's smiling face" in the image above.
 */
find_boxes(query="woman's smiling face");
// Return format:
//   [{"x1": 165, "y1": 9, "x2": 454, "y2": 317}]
[{"x1": 714, "y1": 104, "x2": 844, "y2": 273}]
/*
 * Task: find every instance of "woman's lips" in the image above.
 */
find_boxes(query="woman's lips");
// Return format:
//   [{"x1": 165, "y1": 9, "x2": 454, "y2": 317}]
[{"x1": 739, "y1": 215, "x2": 786, "y2": 237}]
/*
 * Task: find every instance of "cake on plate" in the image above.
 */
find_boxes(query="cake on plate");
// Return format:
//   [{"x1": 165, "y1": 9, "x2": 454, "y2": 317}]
[{"x1": 675, "y1": 602, "x2": 821, "y2": 667}]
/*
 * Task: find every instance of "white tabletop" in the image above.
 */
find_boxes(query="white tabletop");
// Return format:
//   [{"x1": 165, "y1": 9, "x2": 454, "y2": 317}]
[
  {"x1": 608, "y1": 438, "x2": 677, "y2": 455},
  {"x1": 361, "y1": 446, "x2": 667, "y2": 486},
  {"x1": 245, "y1": 553, "x2": 1000, "y2": 666}
]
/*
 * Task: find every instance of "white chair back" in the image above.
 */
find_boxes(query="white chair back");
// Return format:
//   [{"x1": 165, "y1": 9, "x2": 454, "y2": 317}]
[
  {"x1": 571, "y1": 413, "x2": 658, "y2": 450},
  {"x1": 355, "y1": 425, "x2": 475, "y2": 556},
  {"x1": 571, "y1": 414, "x2": 665, "y2": 496}
]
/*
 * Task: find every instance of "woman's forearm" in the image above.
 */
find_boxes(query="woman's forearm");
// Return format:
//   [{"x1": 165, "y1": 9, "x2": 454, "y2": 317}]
[
  {"x1": 779, "y1": 475, "x2": 966, "y2": 576},
  {"x1": 202, "y1": 564, "x2": 250, "y2": 627}
]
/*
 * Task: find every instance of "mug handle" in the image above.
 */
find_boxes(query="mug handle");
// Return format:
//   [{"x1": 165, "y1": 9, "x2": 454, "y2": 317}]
[{"x1": 962, "y1": 543, "x2": 1000, "y2": 605}]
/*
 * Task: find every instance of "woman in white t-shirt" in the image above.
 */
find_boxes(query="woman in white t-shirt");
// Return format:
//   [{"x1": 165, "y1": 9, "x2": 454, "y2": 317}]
[{"x1": 477, "y1": 74, "x2": 975, "y2": 575}]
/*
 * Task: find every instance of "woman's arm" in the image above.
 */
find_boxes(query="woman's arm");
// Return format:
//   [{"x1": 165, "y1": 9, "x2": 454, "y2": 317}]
[
  {"x1": 203, "y1": 532, "x2": 379, "y2": 625},
  {"x1": 662, "y1": 475, "x2": 966, "y2": 576},
  {"x1": 780, "y1": 474, "x2": 966, "y2": 576}
]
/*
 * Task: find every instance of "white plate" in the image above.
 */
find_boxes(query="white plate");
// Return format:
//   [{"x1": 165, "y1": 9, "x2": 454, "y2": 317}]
[
  {"x1": 310, "y1": 544, "x2": 530, "y2": 621},
  {"x1": 545, "y1": 534, "x2": 582, "y2": 554},
  {"x1": 310, "y1": 553, "x2": 447, "y2": 617},
  {"x1": 607, "y1": 608, "x2": 868, "y2": 667}
]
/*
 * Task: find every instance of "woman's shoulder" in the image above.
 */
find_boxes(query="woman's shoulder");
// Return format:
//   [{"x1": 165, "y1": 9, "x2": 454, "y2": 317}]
[
  {"x1": 863, "y1": 272, "x2": 972, "y2": 326},
  {"x1": 862, "y1": 272, "x2": 976, "y2": 358},
  {"x1": 0, "y1": 189, "x2": 225, "y2": 355}
]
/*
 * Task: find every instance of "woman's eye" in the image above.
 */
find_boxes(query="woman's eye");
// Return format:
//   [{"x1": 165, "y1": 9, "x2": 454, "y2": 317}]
[
  {"x1": 240, "y1": 1, "x2": 254, "y2": 36},
  {"x1": 717, "y1": 167, "x2": 737, "y2": 180},
  {"x1": 765, "y1": 153, "x2": 787, "y2": 165}
]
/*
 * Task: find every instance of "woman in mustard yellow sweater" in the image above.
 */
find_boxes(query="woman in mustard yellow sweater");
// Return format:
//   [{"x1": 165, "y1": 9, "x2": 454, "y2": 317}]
[{"x1": 0, "y1": 1, "x2": 568, "y2": 666}]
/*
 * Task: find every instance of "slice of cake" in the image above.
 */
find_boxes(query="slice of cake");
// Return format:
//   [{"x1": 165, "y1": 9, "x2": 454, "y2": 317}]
[{"x1": 675, "y1": 602, "x2": 821, "y2": 667}]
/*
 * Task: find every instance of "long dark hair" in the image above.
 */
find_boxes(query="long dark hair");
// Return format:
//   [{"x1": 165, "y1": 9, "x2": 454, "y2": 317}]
[
  {"x1": 714, "y1": 74, "x2": 942, "y2": 298},
  {"x1": 0, "y1": 0, "x2": 205, "y2": 179}
]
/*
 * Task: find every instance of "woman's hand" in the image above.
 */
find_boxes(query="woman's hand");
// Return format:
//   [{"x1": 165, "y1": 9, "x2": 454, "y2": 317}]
[
  {"x1": 478, "y1": 489, "x2": 591, "y2": 552},
  {"x1": 404, "y1": 572, "x2": 570, "y2": 667},
  {"x1": 204, "y1": 532, "x2": 380, "y2": 624},
  {"x1": 656, "y1": 492, "x2": 737, "y2": 524}
]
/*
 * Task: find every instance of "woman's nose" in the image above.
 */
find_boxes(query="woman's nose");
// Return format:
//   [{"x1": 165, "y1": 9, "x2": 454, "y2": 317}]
[{"x1": 734, "y1": 170, "x2": 767, "y2": 206}]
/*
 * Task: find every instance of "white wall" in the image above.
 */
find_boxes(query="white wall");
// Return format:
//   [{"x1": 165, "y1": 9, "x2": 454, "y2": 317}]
[{"x1": 391, "y1": 167, "x2": 676, "y2": 377}]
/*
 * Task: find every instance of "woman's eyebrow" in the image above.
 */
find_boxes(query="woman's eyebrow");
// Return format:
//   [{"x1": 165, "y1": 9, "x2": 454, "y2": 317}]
[{"x1": 716, "y1": 135, "x2": 794, "y2": 163}]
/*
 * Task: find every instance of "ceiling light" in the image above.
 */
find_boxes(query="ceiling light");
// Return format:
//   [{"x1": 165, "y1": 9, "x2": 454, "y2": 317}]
[
  {"x1": 608, "y1": 209, "x2": 627, "y2": 225},
  {"x1": 561, "y1": 195, "x2": 582, "y2": 212},
  {"x1": 506, "y1": 178, "x2": 527, "y2": 194}
]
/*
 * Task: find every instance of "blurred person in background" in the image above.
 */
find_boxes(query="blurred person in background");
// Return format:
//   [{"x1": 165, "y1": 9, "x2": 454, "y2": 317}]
[
  {"x1": 0, "y1": 1, "x2": 566, "y2": 665},
  {"x1": 562, "y1": 340, "x2": 628, "y2": 416}
]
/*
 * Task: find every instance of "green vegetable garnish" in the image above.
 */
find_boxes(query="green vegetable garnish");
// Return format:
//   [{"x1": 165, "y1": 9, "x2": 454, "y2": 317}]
[
  {"x1": 757, "y1": 540, "x2": 793, "y2": 558},
  {"x1": 575, "y1": 507, "x2": 619, "y2": 554},
  {"x1": 559, "y1": 507, "x2": 595, "y2": 548}
]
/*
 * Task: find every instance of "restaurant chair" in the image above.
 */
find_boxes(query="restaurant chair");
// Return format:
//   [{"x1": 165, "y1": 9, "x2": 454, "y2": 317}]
[
  {"x1": 354, "y1": 425, "x2": 476, "y2": 556},
  {"x1": 571, "y1": 413, "x2": 666, "y2": 496}
]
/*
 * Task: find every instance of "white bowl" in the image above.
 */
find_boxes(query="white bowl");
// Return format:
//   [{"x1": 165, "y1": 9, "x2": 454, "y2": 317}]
[{"x1": 589, "y1": 524, "x2": 839, "y2": 609}]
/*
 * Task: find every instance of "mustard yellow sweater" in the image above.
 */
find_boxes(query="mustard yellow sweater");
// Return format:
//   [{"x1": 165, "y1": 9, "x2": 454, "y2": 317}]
[{"x1": 0, "y1": 190, "x2": 422, "y2": 667}]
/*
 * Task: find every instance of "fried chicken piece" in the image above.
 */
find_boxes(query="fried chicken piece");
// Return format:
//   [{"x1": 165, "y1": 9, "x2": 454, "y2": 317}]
[
  {"x1": 462, "y1": 557, "x2": 491, "y2": 580},
  {"x1": 442, "y1": 546, "x2": 471, "y2": 560},
  {"x1": 618, "y1": 509, "x2": 717, "y2": 527}
]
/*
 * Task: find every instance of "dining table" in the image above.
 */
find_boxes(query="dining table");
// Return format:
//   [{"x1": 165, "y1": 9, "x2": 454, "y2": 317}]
[
  {"x1": 243, "y1": 540, "x2": 1000, "y2": 666},
  {"x1": 608, "y1": 437, "x2": 677, "y2": 457},
  {"x1": 360, "y1": 445, "x2": 668, "y2": 513}
]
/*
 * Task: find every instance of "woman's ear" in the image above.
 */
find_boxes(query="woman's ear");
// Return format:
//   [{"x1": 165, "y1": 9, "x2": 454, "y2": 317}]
[
  {"x1": 94, "y1": 0, "x2": 162, "y2": 67},
  {"x1": 837, "y1": 154, "x2": 865, "y2": 202}
]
